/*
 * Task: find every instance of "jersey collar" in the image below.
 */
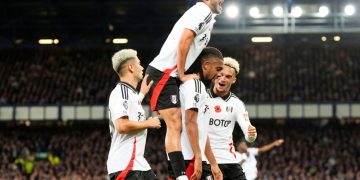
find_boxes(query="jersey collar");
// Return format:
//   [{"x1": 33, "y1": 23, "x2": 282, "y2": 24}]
[
  {"x1": 118, "y1": 81, "x2": 137, "y2": 93},
  {"x1": 208, "y1": 88, "x2": 231, "y2": 101}
]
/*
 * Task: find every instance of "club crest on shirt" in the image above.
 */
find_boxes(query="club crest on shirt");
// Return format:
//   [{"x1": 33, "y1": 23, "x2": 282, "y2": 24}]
[
  {"x1": 123, "y1": 101, "x2": 128, "y2": 110},
  {"x1": 214, "y1": 105, "x2": 221, "y2": 113},
  {"x1": 226, "y1": 106, "x2": 233, "y2": 113},
  {"x1": 170, "y1": 95, "x2": 177, "y2": 104}
]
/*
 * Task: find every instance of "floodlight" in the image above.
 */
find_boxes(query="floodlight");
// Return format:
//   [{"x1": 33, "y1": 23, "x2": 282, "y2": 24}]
[{"x1": 226, "y1": 5, "x2": 239, "y2": 18}]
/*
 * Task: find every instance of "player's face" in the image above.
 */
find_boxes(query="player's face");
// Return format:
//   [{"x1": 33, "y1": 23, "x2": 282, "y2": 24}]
[
  {"x1": 209, "y1": 0, "x2": 223, "y2": 14},
  {"x1": 202, "y1": 58, "x2": 223, "y2": 81},
  {"x1": 214, "y1": 65, "x2": 236, "y2": 94},
  {"x1": 131, "y1": 58, "x2": 144, "y2": 81}
]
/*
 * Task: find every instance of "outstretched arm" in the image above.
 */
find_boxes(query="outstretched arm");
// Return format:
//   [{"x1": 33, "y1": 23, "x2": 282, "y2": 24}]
[{"x1": 258, "y1": 139, "x2": 284, "y2": 154}]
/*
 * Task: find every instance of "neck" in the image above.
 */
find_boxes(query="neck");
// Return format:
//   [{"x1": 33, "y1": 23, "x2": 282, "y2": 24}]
[
  {"x1": 119, "y1": 74, "x2": 138, "y2": 89},
  {"x1": 213, "y1": 87, "x2": 228, "y2": 97}
]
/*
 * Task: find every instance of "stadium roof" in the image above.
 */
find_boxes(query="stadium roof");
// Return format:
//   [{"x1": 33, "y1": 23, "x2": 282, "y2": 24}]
[{"x1": 1, "y1": 0, "x2": 360, "y2": 47}]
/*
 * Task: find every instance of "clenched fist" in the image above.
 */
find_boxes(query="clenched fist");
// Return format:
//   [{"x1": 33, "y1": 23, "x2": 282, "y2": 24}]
[{"x1": 247, "y1": 125, "x2": 257, "y2": 143}]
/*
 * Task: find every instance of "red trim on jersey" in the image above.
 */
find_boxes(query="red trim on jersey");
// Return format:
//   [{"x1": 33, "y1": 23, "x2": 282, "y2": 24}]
[
  {"x1": 116, "y1": 136, "x2": 137, "y2": 180},
  {"x1": 229, "y1": 143, "x2": 237, "y2": 159},
  {"x1": 185, "y1": 157, "x2": 195, "y2": 179},
  {"x1": 150, "y1": 65, "x2": 177, "y2": 111}
]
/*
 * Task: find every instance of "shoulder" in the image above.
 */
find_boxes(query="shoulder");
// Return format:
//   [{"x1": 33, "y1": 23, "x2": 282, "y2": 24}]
[
  {"x1": 229, "y1": 93, "x2": 245, "y2": 105},
  {"x1": 186, "y1": 3, "x2": 212, "y2": 20},
  {"x1": 181, "y1": 79, "x2": 204, "y2": 93},
  {"x1": 190, "y1": 2, "x2": 212, "y2": 14},
  {"x1": 117, "y1": 83, "x2": 137, "y2": 100}
]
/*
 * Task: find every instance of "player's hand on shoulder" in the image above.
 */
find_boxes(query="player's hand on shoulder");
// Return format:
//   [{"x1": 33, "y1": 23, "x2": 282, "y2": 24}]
[
  {"x1": 146, "y1": 117, "x2": 161, "y2": 129},
  {"x1": 248, "y1": 125, "x2": 257, "y2": 143},
  {"x1": 179, "y1": 73, "x2": 199, "y2": 83},
  {"x1": 140, "y1": 74, "x2": 153, "y2": 96}
]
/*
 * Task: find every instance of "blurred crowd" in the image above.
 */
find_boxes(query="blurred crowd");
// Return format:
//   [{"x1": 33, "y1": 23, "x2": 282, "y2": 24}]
[
  {"x1": 1, "y1": 45, "x2": 360, "y2": 105},
  {"x1": 0, "y1": 119, "x2": 359, "y2": 180},
  {"x1": 247, "y1": 119, "x2": 360, "y2": 180},
  {"x1": 0, "y1": 48, "x2": 116, "y2": 105},
  {"x1": 229, "y1": 45, "x2": 360, "y2": 102}
]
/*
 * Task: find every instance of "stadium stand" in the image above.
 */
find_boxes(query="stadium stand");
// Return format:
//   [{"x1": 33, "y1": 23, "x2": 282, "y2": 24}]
[
  {"x1": 0, "y1": 119, "x2": 359, "y2": 179},
  {"x1": 1, "y1": 45, "x2": 359, "y2": 105}
]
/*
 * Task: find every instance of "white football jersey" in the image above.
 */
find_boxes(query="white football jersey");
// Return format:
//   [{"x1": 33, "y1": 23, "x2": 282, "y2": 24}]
[
  {"x1": 240, "y1": 148, "x2": 259, "y2": 180},
  {"x1": 180, "y1": 79, "x2": 210, "y2": 160},
  {"x1": 206, "y1": 89, "x2": 252, "y2": 164},
  {"x1": 149, "y1": 2, "x2": 216, "y2": 77},
  {"x1": 107, "y1": 82, "x2": 151, "y2": 174}
]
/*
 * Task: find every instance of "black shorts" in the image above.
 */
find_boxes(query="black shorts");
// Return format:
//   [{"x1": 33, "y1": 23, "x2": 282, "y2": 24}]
[
  {"x1": 109, "y1": 170, "x2": 156, "y2": 180},
  {"x1": 168, "y1": 160, "x2": 212, "y2": 180},
  {"x1": 145, "y1": 65, "x2": 181, "y2": 111},
  {"x1": 218, "y1": 163, "x2": 246, "y2": 180}
]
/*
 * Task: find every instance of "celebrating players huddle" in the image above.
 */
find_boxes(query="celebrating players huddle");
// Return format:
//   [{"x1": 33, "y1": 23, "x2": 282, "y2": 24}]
[{"x1": 106, "y1": 0, "x2": 258, "y2": 180}]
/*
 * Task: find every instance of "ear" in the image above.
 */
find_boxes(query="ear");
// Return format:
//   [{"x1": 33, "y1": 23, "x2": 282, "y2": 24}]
[
  {"x1": 231, "y1": 77, "x2": 237, "y2": 85},
  {"x1": 202, "y1": 61, "x2": 210, "y2": 71},
  {"x1": 128, "y1": 63, "x2": 134, "y2": 73}
]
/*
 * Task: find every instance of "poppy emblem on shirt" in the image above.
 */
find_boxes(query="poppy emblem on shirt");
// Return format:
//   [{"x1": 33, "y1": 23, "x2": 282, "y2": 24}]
[{"x1": 214, "y1": 105, "x2": 221, "y2": 113}]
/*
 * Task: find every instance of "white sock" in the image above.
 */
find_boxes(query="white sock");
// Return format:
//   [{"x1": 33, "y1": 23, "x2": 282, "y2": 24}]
[{"x1": 176, "y1": 175, "x2": 188, "y2": 180}]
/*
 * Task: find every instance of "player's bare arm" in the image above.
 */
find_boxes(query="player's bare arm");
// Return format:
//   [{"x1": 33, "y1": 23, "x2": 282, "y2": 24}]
[
  {"x1": 204, "y1": 137, "x2": 223, "y2": 180},
  {"x1": 177, "y1": 28, "x2": 199, "y2": 82},
  {"x1": 258, "y1": 139, "x2": 284, "y2": 154},
  {"x1": 115, "y1": 116, "x2": 161, "y2": 133},
  {"x1": 185, "y1": 108, "x2": 202, "y2": 180}
]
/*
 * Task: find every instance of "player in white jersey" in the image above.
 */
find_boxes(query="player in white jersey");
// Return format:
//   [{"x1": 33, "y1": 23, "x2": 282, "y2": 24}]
[
  {"x1": 235, "y1": 139, "x2": 284, "y2": 180},
  {"x1": 168, "y1": 47, "x2": 224, "y2": 180},
  {"x1": 207, "y1": 57, "x2": 257, "y2": 180},
  {"x1": 145, "y1": 1, "x2": 224, "y2": 179},
  {"x1": 107, "y1": 49, "x2": 161, "y2": 180}
]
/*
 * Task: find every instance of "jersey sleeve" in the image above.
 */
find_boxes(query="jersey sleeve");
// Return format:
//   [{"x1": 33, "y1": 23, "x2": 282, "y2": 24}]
[
  {"x1": 181, "y1": 79, "x2": 204, "y2": 110},
  {"x1": 235, "y1": 152, "x2": 246, "y2": 163},
  {"x1": 248, "y1": 148, "x2": 259, "y2": 156},
  {"x1": 235, "y1": 100, "x2": 252, "y2": 142},
  {"x1": 109, "y1": 88, "x2": 130, "y2": 123},
  {"x1": 182, "y1": 4, "x2": 212, "y2": 35}
]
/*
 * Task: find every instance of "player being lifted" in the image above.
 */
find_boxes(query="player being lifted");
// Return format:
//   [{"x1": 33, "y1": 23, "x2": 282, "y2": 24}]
[
  {"x1": 207, "y1": 57, "x2": 257, "y2": 180},
  {"x1": 145, "y1": 0, "x2": 223, "y2": 179}
]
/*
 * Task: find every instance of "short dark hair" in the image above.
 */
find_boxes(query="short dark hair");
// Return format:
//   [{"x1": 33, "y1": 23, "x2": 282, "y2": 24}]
[
  {"x1": 198, "y1": 47, "x2": 223, "y2": 63},
  {"x1": 186, "y1": 46, "x2": 223, "y2": 74}
]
